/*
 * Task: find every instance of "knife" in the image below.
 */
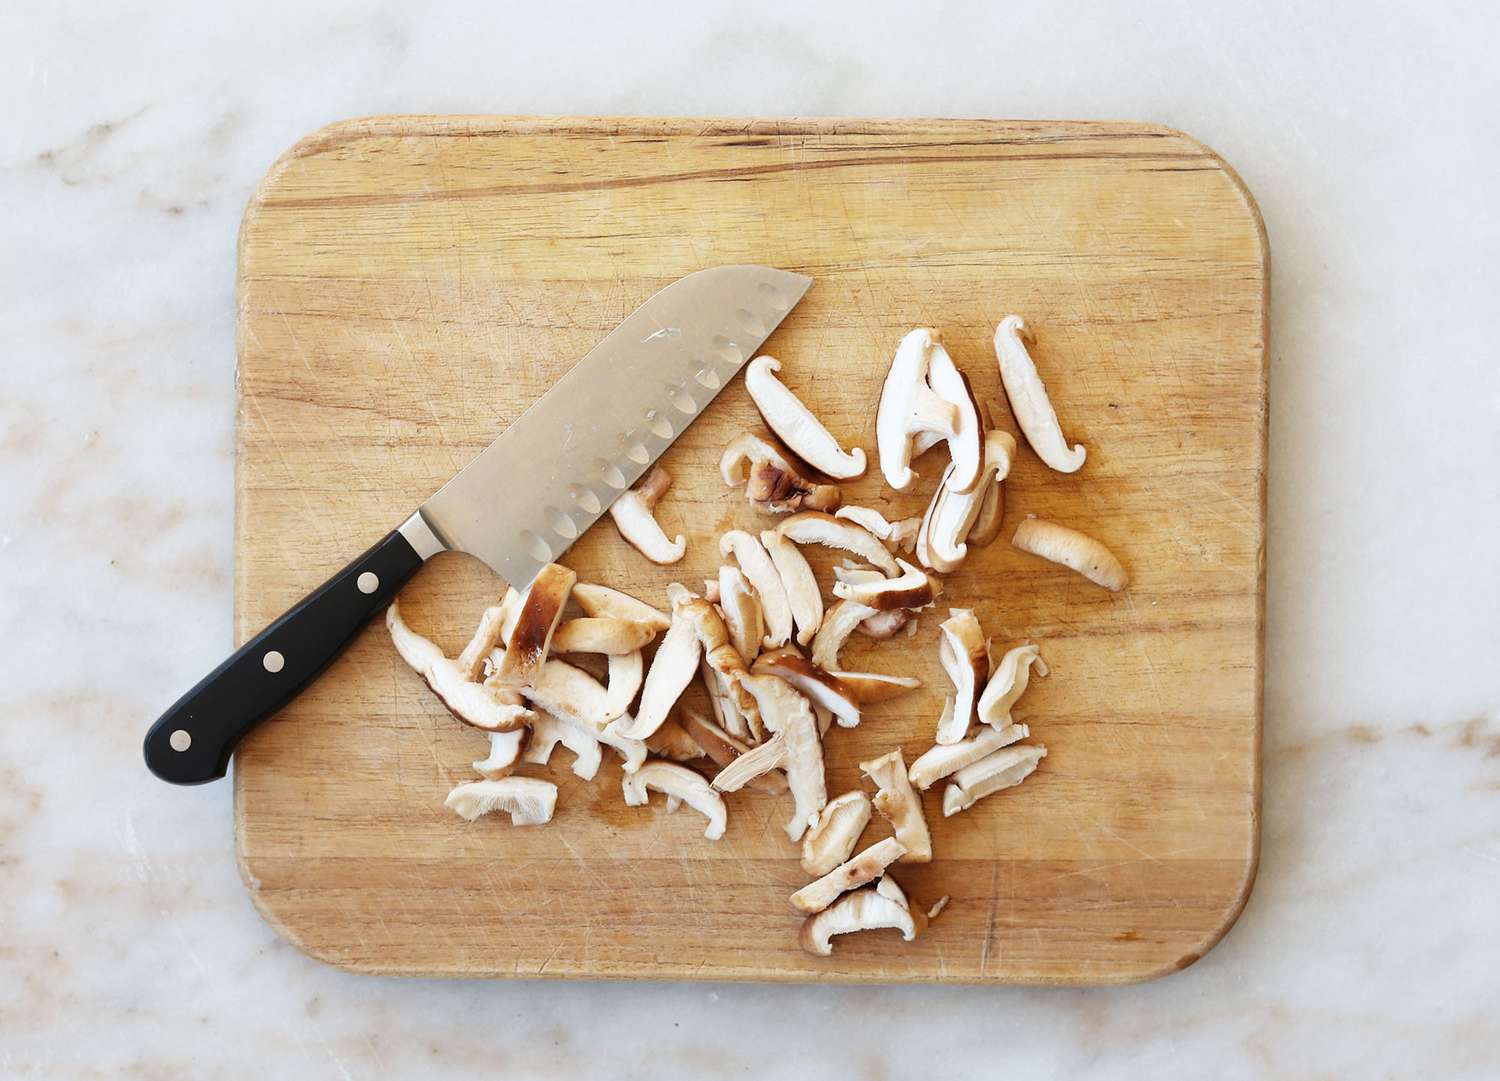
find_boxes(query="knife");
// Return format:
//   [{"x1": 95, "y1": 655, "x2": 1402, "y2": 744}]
[{"x1": 144, "y1": 265, "x2": 813, "y2": 785}]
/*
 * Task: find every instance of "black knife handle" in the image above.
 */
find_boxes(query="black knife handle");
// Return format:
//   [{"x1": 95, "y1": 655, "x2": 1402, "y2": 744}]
[{"x1": 143, "y1": 529, "x2": 425, "y2": 785}]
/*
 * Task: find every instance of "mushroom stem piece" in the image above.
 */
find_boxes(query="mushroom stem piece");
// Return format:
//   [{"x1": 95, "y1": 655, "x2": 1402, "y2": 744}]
[
  {"x1": 943, "y1": 744, "x2": 1048, "y2": 816},
  {"x1": 609, "y1": 466, "x2": 686, "y2": 563},
  {"x1": 994, "y1": 316, "x2": 1086, "y2": 473},
  {"x1": 745, "y1": 356, "x2": 867, "y2": 480},
  {"x1": 1012, "y1": 518, "x2": 1128, "y2": 591}
]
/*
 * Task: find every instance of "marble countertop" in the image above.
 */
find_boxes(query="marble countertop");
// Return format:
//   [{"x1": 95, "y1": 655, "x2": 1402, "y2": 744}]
[{"x1": 4, "y1": 1, "x2": 1497, "y2": 1077}]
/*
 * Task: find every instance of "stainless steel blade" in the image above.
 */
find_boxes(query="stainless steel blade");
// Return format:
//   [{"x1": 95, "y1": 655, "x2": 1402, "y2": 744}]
[{"x1": 404, "y1": 265, "x2": 813, "y2": 589}]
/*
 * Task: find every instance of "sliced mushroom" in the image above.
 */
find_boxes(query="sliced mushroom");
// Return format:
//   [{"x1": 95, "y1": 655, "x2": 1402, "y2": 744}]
[
  {"x1": 926, "y1": 895, "x2": 951, "y2": 920},
  {"x1": 875, "y1": 327, "x2": 961, "y2": 491},
  {"x1": 710, "y1": 731, "x2": 787, "y2": 792},
  {"x1": 609, "y1": 465, "x2": 685, "y2": 563},
  {"x1": 798, "y1": 883, "x2": 922, "y2": 956},
  {"x1": 775, "y1": 512, "x2": 899, "y2": 576},
  {"x1": 444, "y1": 778, "x2": 558, "y2": 826},
  {"x1": 601, "y1": 650, "x2": 643, "y2": 724},
  {"x1": 611, "y1": 606, "x2": 702, "y2": 739},
  {"x1": 976, "y1": 643, "x2": 1048, "y2": 728},
  {"x1": 720, "y1": 432, "x2": 841, "y2": 514},
  {"x1": 943, "y1": 744, "x2": 1047, "y2": 816},
  {"x1": 472, "y1": 728, "x2": 528, "y2": 780},
  {"x1": 790, "y1": 836, "x2": 907, "y2": 914},
  {"x1": 524, "y1": 710, "x2": 604, "y2": 780},
  {"x1": 801, "y1": 791, "x2": 873, "y2": 877},
  {"x1": 761, "y1": 529, "x2": 823, "y2": 647},
  {"x1": 831, "y1": 558, "x2": 940, "y2": 610},
  {"x1": 859, "y1": 749, "x2": 932, "y2": 862},
  {"x1": 936, "y1": 609, "x2": 989, "y2": 744},
  {"x1": 700, "y1": 653, "x2": 747, "y2": 740},
  {"x1": 834, "y1": 671, "x2": 922, "y2": 705},
  {"x1": 810, "y1": 598, "x2": 877, "y2": 670},
  {"x1": 550, "y1": 617, "x2": 657, "y2": 656},
  {"x1": 926, "y1": 346, "x2": 984, "y2": 493},
  {"x1": 856, "y1": 608, "x2": 913, "y2": 640},
  {"x1": 740, "y1": 673, "x2": 826, "y2": 841},
  {"x1": 1012, "y1": 518, "x2": 1128, "y2": 591},
  {"x1": 456, "y1": 597, "x2": 511, "y2": 680},
  {"x1": 716, "y1": 566, "x2": 763, "y2": 664},
  {"x1": 571, "y1": 583, "x2": 670, "y2": 632},
  {"x1": 674, "y1": 591, "x2": 759, "y2": 724},
  {"x1": 387, "y1": 601, "x2": 534, "y2": 732},
  {"x1": 916, "y1": 430, "x2": 1018, "y2": 573},
  {"x1": 644, "y1": 712, "x2": 706, "y2": 762},
  {"x1": 720, "y1": 530, "x2": 794, "y2": 647},
  {"x1": 744, "y1": 356, "x2": 867, "y2": 480},
  {"x1": 908, "y1": 721, "x2": 1030, "y2": 790},
  {"x1": 966, "y1": 469, "x2": 1005, "y2": 549},
  {"x1": 621, "y1": 761, "x2": 728, "y2": 840},
  {"x1": 833, "y1": 506, "x2": 923, "y2": 555},
  {"x1": 752, "y1": 649, "x2": 862, "y2": 729},
  {"x1": 491, "y1": 563, "x2": 576, "y2": 690},
  {"x1": 680, "y1": 709, "x2": 787, "y2": 794},
  {"x1": 994, "y1": 315, "x2": 1085, "y2": 473}
]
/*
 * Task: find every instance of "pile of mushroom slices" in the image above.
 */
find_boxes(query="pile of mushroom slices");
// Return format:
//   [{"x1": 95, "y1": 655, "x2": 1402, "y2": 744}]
[{"x1": 389, "y1": 316, "x2": 1127, "y2": 957}]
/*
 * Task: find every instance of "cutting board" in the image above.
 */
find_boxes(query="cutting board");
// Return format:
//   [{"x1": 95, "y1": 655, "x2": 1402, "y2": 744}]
[{"x1": 234, "y1": 116, "x2": 1266, "y2": 983}]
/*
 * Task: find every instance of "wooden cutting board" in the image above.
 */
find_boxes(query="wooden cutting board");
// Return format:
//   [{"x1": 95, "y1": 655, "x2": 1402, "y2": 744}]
[{"x1": 234, "y1": 116, "x2": 1266, "y2": 983}]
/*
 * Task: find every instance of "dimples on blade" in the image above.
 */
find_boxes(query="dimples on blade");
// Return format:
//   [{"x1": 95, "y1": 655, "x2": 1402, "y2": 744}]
[{"x1": 418, "y1": 266, "x2": 813, "y2": 590}]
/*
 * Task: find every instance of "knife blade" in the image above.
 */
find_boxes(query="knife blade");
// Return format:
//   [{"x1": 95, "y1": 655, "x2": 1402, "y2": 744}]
[{"x1": 144, "y1": 265, "x2": 813, "y2": 785}]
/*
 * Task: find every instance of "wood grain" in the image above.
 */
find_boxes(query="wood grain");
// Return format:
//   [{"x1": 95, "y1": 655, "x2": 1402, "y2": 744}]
[{"x1": 233, "y1": 116, "x2": 1267, "y2": 983}]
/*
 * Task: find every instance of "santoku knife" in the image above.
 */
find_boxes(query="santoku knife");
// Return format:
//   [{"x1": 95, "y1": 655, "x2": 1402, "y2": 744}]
[{"x1": 144, "y1": 265, "x2": 813, "y2": 785}]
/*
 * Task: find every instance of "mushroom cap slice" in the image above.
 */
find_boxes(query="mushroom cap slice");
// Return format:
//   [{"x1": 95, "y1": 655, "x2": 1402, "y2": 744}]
[
  {"x1": 799, "y1": 883, "x2": 921, "y2": 956},
  {"x1": 833, "y1": 670, "x2": 922, "y2": 704},
  {"x1": 720, "y1": 432, "x2": 841, "y2": 515},
  {"x1": 716, "y1": 566, "x2": 764, "y2": 664},
  {"x1": 936, "y1": 609, "x2": 989, "y2": 744},
  {"x1": 745, "y1": 356, "x2": 867, "y2": 480},
  {"x1": 752, "y1": 649, "x2": 862, "y2": 729},
  {"x1": 550, "y1": 617, "x2": 658, "y2": 655},
  {"x1": 1012, "y1": 517, "x2": 1129, "y2": 591},
  {"x1": 876, "y1": 327, "x2": 962, "y2": 491},
  {"x1": 925, "y1": 343, "x2": 984, "y2": 493},
  {"x1": 601, "y1": 650, "x2": 644, "y2": 724},
  {"x1": 917, "y1": 430, "x2": 1018, "y2": 572},
  {"x1": 444, "y1": 778, "x2": 558, "y2": 826},
  {"x1": 740, "y1": 673, "x2": 826, "y2": 841},
  {"x1": 856, "y1": 608, "x2": 913, "y2": 640},
  {"x1": 976, "y1": 643, "x2": 1049, "y2": 728},
  {"x1": 609, "y1": 465, "x2": 686, "y2": 564},
  {"x1": 682, "y1": 709, "x2": 787, "y2": 794},
  {"x1": 908, "y1": 721, "x2": 1030, "y2": 790},
  {"x1": 612, "y1": 607, "x2": 702, "y2": 739},
  {"x1": 472, "y1": 728, "x2": 528, "y2": 780},
  {"x1": 387, "y1": 601, "x2": 534, "y2": 732},
  {"x1": 621, "y1": 761, "x2": 728, "y2": 840},
  {"x1": 994, "y1": 315, "x2": 1085, "y2": 473},
  {"x1": 801, "y1": 790, "x2": 873, "y2": 877},
  {"x1": 571, "y1": 583, "x2": 670, "y2": 632},
  {"x1": 859, "y1": 749, "x2": 932, "y2": 862},
  {"x1": 524, "y1": 710, "x2": 605, "y2": 780},
  {"x1": 644, "y1": 712, "x2": 706, "y2": 762},
  {"x1": 831, "y1": 557, "x2": 940, "y2": 610},
  {"x1": 966, "y1": 465, "x2": 1006, "y2": 549},
  {"x1": 943, "y1": 744, "x2": 1047, "y2": 816},
  {"x1": 790, "y1": 836, "x2": 907, "y2": 913},
  {"x1": 720, "y1": 530, "x2": 794, "y2": 647},
  {"x1": 761, "y1": 529, "x2": 824, "y2": 647},
  {"x1": 775, "y1": 512, "x2": 899, "y2": 576},
  {"x1": 810, "y1": 598, "x2": 877, "y2": 670},
  {"x1": 491, "y1": 563, "x2": 577, "y2": 690}
]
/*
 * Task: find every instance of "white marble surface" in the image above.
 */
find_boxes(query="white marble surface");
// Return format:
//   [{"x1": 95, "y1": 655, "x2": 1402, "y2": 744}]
[{"x1": 4, "y1": 0, "x2": 1498, "y2": 1076}]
